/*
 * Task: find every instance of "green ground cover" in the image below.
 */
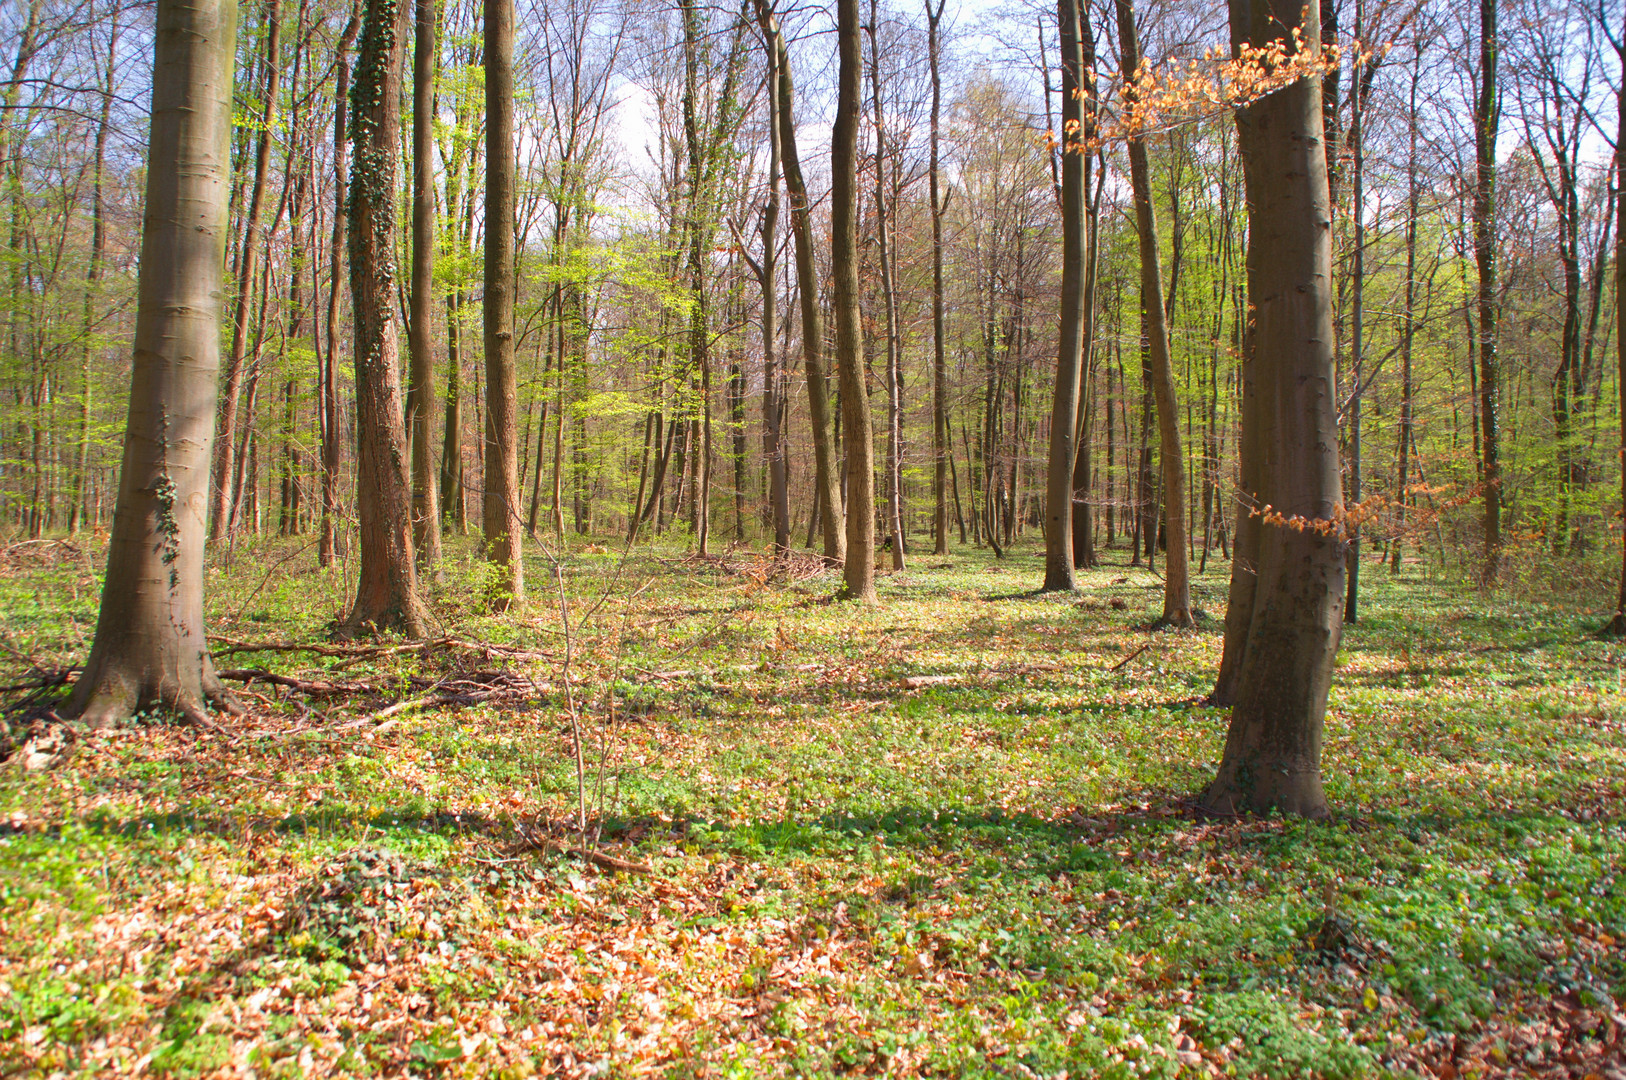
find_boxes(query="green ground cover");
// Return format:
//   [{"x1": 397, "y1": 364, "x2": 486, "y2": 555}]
[{"x1": 2, "y1": 537, "x2": 1624, "y2": 1077}]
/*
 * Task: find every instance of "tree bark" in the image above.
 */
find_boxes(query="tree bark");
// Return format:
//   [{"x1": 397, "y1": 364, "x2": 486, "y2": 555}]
[
  {"x1": 1203, "y1": 0, "x2": 1343, "y2": 818},
  {"x1": 1042, "y1": 0, "x2": 1087, "y2": 592},
  {"x1": 341, "y1": 0, "x2": 428, "y2": 638},
  {"x1": 927, "y1": 0, "x2": 947, "y2": 554},
  {"x1": 867, "y1": 1, "x2": 905, "y2": 570},
  {"x1": 756, "y1": 42, "x2": 791, "y2": 555},
  {"x1": 832, "y1": 0, "x2": 874, "y2": 601},
  {"x1": 1116, "y1": 0, "x2": 1191, "y2": 626},
  {"x1": 1473, "y1": 0, "x2": 1501, "y2": 582},
  {"x1": 71, "y1": 15, "x2": 119, "y2": 538},
  {"x1": 320, "y1": 10, "x2": 359, "y2": 567},
  {"x1": 67, "y1": 0, "x2": 242, "y2": 727},
  {"x1": 1392, "y1": 49, "x2": 1421, "y2": 576},
  {"x1": 483, "y1": 0, "x2": 523, "y2": 606},
  {"x1": 211, "y1": 0, "x2": 283, "y2": 543},
  {"x1": 1606, "y1": 22, "x2": 1626, "y2": 636},
  {"x1": 407, "y1": 0, "x2": 442, "y2": 577},
  {"x1": 753, "y1": 0, "x2": 844, "y2": 566}
]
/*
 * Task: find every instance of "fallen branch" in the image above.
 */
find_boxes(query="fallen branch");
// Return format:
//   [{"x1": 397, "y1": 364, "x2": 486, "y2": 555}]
[
  {"x1": 1111, "y1": 644, "x2": 1152, "y2": 672},
  {"x1": 517, "y1": 826, "x2": 654, "y2": 875},
  {"x1": 569, "y1": 846, "x2": 653, "y2": 875},
  {"x1": 216, "y1": 668, "x2": 374, "y2": 696}
]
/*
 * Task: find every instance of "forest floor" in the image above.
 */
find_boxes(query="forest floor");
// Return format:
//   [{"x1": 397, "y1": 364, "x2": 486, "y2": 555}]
[{"x1": 2, "y1": 535, "x2": 1625, "y2": 1078}]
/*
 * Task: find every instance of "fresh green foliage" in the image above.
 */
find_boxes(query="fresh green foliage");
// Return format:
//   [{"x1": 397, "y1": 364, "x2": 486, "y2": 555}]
[{"x1": 1, "y1": 536, "x2": 1624, "y2": 1076}]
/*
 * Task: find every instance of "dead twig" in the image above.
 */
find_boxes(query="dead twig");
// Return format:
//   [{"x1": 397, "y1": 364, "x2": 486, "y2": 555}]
[{"x1": 1111, "y1": 644, "x2": 1152, "y2": 672}]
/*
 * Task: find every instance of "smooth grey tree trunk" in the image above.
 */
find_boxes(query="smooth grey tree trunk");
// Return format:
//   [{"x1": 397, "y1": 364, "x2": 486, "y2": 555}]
[
  {"x1": 483, "y1": 0, "x2": 523, "y2": 607},
  {"x1": 1607, "y1": 19, "x2": 1626, "y2": 637},
  {"x1": 1203, "y1": 0, "x2": 1344, "y2": 818},
  {"x1": 211, "y1": 0, "x2": 282, "y2": 543},
  {"x1": 1042, "y1": 0, "x2": 1087, "y2": 592},
  {"x1": 832, "y1": 0, "x2": 874, "y2": 601},
  {"x1": 927, "y1": 0, "x2": 948, "y2": 555},
  {"x1": 753, "y1": 0, "x2": 845, "y2": 567},
  {"x1": 1116, "y1": 0, "x2": 1192, "y2": 626},
  {"x1": 867, "y1": 2, "x2": 905, "y2": 571},
  {"x1": 407, "y1": 0, "x2": 442, "y2": 577},
  {"x1": 319, "y1": 11, "x2": 358, "y2": 569},
  {"x1": 1474, "y1": 0, "x2": 1501, "y2": 582},
  {"x1": 68, "y1": 0, "x2": 241, "y2": 728}
]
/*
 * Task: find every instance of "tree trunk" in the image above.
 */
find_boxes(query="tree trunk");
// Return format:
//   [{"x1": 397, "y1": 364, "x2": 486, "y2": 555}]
[
  {"x1": 1072, "y1": 135, "x2": 1103, "y2": 571},
  {"x1": 68, "y1": 0, "x2": 242, "y2": 727},
  {"x1": 211, "y1": 0, "x2": 283, "y2": 543},
  {"x1": 832, "y1": 0, "x2": 874, "y2": 600},
  {"x1": 927, "y1": 0, "x2": 947, "y2": 554},
  {"x1": 1607, "y1": 25, "x2": 1626, "y2": 636},
  {"x1": 1116, "y1": 0, "x2": 1191, "y2": 626},
  {"x1": 1392, "y1": 51, "x2": 1421, "y2": 576},
  {"x1": 867, "y1": 2, "x2": 905, "y2": 570},
  {"x1": 1474, "y1": 0, "x2": 1501, "y2": 581},
  {"x1": 320, "y1": 10, "x2": 359, "y2": 567},
  {"x1": 483, "y1": 0, "x2": 523, "y2": 606},
  {"x1": 753, "y1": 0, "x2": 844, "y2": 566},
  {"x1": 340, "y1": 0, "x2": 427, "y2": 638},
  {"x1": 407, "y1": 0, "x2": 442, "y2": 577},
  {"x1": 1202, "y1": 0, "x2": 1344, "y2": 818},
  {"x1": 1043, "y1": 0, "x2": 1088, "y2": 592},
  {"x1": 70, "y1": 17, "x2": 119, "y2": 538},
  {"x1": 757, "y1": 45, "x2": 791, "y2": 556}
]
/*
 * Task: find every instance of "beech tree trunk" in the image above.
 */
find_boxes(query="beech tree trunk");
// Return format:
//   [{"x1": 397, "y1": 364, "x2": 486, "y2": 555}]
[
  {"x1": 1115, "y1": 0, "x2": 1191, "y2": 625},
  {"x1": 1474, "y1": 0, "x2": 1501, "y2": 581},
  {"x1": 1392, "y1": 50, "x2": 1421, "y2": 576},
  {"x1": 406, "y1": 0, "x2": 442, "y2": 577},
  {"x1": 832, "y1": 0, "x2": 874, "y2": 601},
  {"x1": 67, "y1": 0, "x2": 241, "y2": 728},
  {"x1": 1203, "y1": 0, "x2": 1344, "y2": 818},
  {"x1": 927, "y1": 0, "x2": 948, "y2": 555},
  {"x1": 1042, "y1": 0, "x2": 1087, "y2": 592},
  {"x1": 1607, "y1": 22, "x2": 1626, "y2": 637},
  {"x1": 756, "y1": 40, "x2": 791, "y2": 555},
  {"x1": 320, "y1": 10, "x2": 359, "y2": 567},
  {"x1": 482, "y1": 0, "x2": 523, "y2": 606},
  {"x1": 340, "y1": 0, "x2": 428, "y2": 638},
  {"x1": 211, "y1": 0, "x2": 282, "y2": 542},
  {"x1": 867, "y1": 2, "x2": 905, "y2": 570},
  {"x1": 754, "y1": 0, "x2": 845, "y2": 566}
]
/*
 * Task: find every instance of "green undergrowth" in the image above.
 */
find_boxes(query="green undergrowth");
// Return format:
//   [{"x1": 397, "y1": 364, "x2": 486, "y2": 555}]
[{"x1": 1, "y1": 534, "x2": 1623, "y2": 1077}]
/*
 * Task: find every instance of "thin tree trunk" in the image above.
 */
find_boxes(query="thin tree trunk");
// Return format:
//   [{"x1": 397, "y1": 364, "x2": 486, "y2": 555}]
[
  {"x1": 483, "y1": 0, "x2": 523, "y2": 606},
  {"x1": 320, "y1": 10, "x2": 359, "y2": 567},
  {"x1": 753, "y1": 0, "x2": 844, "y2": 566},
  {"x1": 832, "y1": 0, "x2": 874, "y2": 600},
  {"x1": 211, "y1": 0, "x2": 283, "y2": 542},
  {"x1": 867, "y1": 2, "x2": 905, "y2": 570},
  {"x1": 927, "y1": 0, "x2": 947, "y2": 554},
  {"x1": 1474, "y1": 0, "x2": 1501, "y2": 581},
  {"x1": 1606, "y1": 23, "x2": 1626, "y2": 636},
  {"x1": 1392, "y1": 52, "x2": 1421, "y2": 576},
  {"x1": 756, "y1": 46, "x2": 791, "y2": 556},
  {"x1": 1116, "y1": 0, "x2": 1191, "y2": 625},
  {"x1": 1043, "y1": 0, "x2": 1088, "y2": 591},
  {"x1": 407, "y1": 0, "x2": 442, "y2": 577}
]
